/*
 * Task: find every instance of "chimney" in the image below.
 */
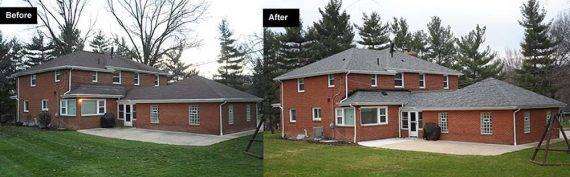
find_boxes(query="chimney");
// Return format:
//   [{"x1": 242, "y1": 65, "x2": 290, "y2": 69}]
[
  {"x1": 111, "y1": 47, "x2": 115, "y2": 60},
  {"x1": 376, "y1": 58, "x2": 380, "y2": 66},
  {"x1": 389, "y1": 43, "x2": 395, "y2": 57}
]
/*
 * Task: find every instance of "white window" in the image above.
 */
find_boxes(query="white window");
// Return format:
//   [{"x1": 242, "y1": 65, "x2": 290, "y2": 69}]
[
  {"x1": 297, "y1": 78, "x2": 305, "y2": 92},
  {"x1": 524, "y1": 111, "x2": 531, "y2": 133},
  {"x1": 113, "y1": 72, "x2": 122, "y2": 84},
  {"x1": 228, "y1": 105, "x2": 234, "y2": 124},
  {"x1": 395, "y1": 73, "x2": 404, "y2": 88},
  {"x1": 189, "y1": 105, "x2": 200, "y2": 125},
  {"x1": 30, "y1": 74, "x2": 37, "y2": 87},
  {"x1": 246, "y1": 105, "x2": 252, "y2": 122},
  {"x1": 81, "y1": 99, "x2": 105, "y2": 116},
  {"x1": 92, "y1": 72, "x2": 98, "y2": 82},
  {"x1": 439, "y1": 112, "x2": 448, "y2": 133},
  {"x1": 23, "y1": 100, "x2": 29, "y2": 112},
  {"x1": 289, "y1": 108, "x2": 297, "y2": 123},
  {"x1": 480, "y1": 112, "x2": 492, "y2": 135},
  {"x1": 312, "y1": 107, "x2": 322, "y2": 121},
  {"x1": 118, "y1": 104, "x2": 124, "y2": 119},
  {"x1": 443, "y1": 75, "x2": 449, "y2": 89},
  {"x1": 60, "y1": 99, "x2": 76, "y2": 116},
  {"x1": 154, "y1": 75, "x2": 160, "y2": 86},
  {"x1": 546, "y1": 111, "x2": 552, "y2": 125},
  {"x1": 401, "y1": 112, "x2": 409, "y2": 129},
  {"x1": 41, "y1": 99, "x2": 48, "y2": 111},
  {"x1": 371, "y1": 74, "x2": 378, "y2": 87},
  {"x1": 360, "y1": 107, "x2": 388, "y2": 125},
  {"x1": 150, "y1": 105, "x2": 159, "y2": 123},
  {"x1": 335, "y1": 107, "x2": 355, "y2": 126},
  {"x1": 134, "y1": 73, "x2": 140, "y2": 86},
  {"x1": 419, "y1": 73, "x2": 425, "y2": 89},
  {"x1": 327, "y1": 74, "x2": 334, "y2": 87},
  {"x1": 54, "y1": 70, "x2": 62, "y2": 82}
]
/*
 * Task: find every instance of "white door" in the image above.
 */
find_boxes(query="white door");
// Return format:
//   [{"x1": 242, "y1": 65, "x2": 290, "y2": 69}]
[
  {"x1": 124, "y1": 104, "x2": 133, "y2": 127},
  {"x1": 408, "y1": 111, "x2": 419, "y2": 137}
]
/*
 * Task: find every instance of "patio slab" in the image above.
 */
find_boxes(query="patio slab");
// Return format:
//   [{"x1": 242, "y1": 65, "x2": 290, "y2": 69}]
[{"x1": 78, "y1": 128, "x2": 255, "y2": 146}]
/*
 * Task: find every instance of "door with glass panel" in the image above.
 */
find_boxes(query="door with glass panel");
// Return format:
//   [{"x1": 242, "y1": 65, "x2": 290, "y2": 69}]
[
  {"x1": 121, "y1": 104, "x2": 134, "y2": 127},
  {"x1": 408, "y1": 112, "x2": 419, "y2": 137}
]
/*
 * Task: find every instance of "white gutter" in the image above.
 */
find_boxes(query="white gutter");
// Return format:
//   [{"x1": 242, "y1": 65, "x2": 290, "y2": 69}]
[
  {"x1": 11, "y1": 65, "x2": 170, "y2": 78},
  {"x1": 219, "y1": 101, "x2": 228, "y2": 135},
  {"x1": 16, "y1": 77, "x2": 19, "y2": 122},
  {"x1": 339, "y1": 71, "x2": 351, "y2": 104},
  {"x1": 513, "y1": 109, "x2": 521, "y2": 146},
  {"x1": 120, "y1": 98, "x2": 262, "y2": 104},
  {"x1": 63, "y1": 94, "x2": 124, "y2": 98},
  {"x1": 398, "y1": 104, "x2": 404, "y2": 138}
]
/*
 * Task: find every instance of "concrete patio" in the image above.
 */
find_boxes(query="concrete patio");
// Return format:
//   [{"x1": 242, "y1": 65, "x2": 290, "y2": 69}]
[{"x1": 78, "y1": 128, "x2": 255, "y2": 146}]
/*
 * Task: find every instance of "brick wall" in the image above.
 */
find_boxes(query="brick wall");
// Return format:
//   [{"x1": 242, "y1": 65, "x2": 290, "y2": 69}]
[
  {"x1": 71, "y1": 70, "x2": 166, "y2": 89},
  {"x1": 18, "y1": 70, "x2": 70, "y2": 124},
  {"x1": 515, "y1": 108, "x2": 560, "y2": 144}
]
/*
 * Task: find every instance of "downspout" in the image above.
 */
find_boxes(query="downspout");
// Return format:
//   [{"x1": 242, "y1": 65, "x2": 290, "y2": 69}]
[
  {"x1": 338, "y1": 71, "x2": 351, "y2": 141},
  {"x1": 219, "y1": 100, "x2": 228, "y2": 136},
  {"x1": 398, "y1": 104, "x2": 404, "y2": 138},
  {"x1": 16, "y1": 77, "x2": 20, "y2": 122},
  {"x1": 513, "y1": 108, "x2": 521, "y2": 146},
  {"x1": 279, "y1": 81, "x2": 285, "y2": 138},
  {"x1": 350, "y1": 103, "x2": 357, "y2": 143}
]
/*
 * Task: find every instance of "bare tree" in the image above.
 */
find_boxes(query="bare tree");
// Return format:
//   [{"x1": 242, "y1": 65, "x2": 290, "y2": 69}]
[
  {"x1": 106, "y1": 0, "x2": 208, "y2": 67},
  {"x1": 500, "y1": 49, "x2": 523, "y2": 83},
  {"x1": 550, "y1": 10, "x2": 570, "y2": 66}
]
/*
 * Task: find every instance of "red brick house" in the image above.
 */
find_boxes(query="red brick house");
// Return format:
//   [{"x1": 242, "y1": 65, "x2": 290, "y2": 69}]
[
  {"x1": 274, "y1": 48, "x2": 566, "y2": 145},
  {"x1": 13, "y1": 51, "x2": 260, "y2": 135}
]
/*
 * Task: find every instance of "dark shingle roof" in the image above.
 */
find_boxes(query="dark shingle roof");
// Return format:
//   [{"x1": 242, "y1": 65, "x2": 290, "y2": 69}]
[
  {"x1": 275, "y1": 48, "x2": 462, "y2": 81},
  {"x1": 14, "y1": 51, "x2": 168, "y2": 77},
  {"x1": 341, "y1": 78, "x2": 567, "y2": 110},
  {"x1": 63, "y1": 85, "x2": 126, "y2": 98},
  {"x1": 123, "y1": 76, "x2": 261, "y2": 102}
]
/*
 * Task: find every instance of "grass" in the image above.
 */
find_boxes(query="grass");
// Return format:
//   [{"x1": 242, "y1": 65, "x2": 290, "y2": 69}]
[
  {"x1": 264, "y1": 133, "x2": 570, "y2": 177},
  {"x1": 0, "y1": 126, "x2": 262, "y2": 177}
]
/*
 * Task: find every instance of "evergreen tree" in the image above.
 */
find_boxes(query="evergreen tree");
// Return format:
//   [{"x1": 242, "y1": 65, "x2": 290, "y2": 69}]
[
  {"x1": 356, "y1": 12, "x2": 390, "y2": 50},
  {"x1": 159, "y1": 46, "x2": 197, "y2": 82},
  {"x1": 112, "y1": 37, "x2": 137, "y2": 59},
  {"x1": 515, "y1": 0, "x2": 558, "y2": 97},
  {"x1": 216, "y1": 19, "x2": 246, "y2": 90},
  {"x1": 391, "y1": 17, "x2": 412, "y2": 50},
  {"x1": 457, "y1": 25, "x2": 503, "y2": 87},
  {"x1": 90, "y1": 31, "x2": 111, "y2": 53},
  {"x1": 22, "y1": 32, "x2": 54, "y2": 67},
  {"x1": 278, "y1": 24, "x2": 308, "y2": 70},
  {"x1": 0, "y1": 33, "x2": 24, "y2": 117},
  {"x1": 306, "y1": 0, "x2": 354, "y2": 62},
  {"x1": 424, "y1": 16, "x2": 457, "y2": 68},
  {"x1": 51, "y1": 25, "x2": 85, "y2": 56}
]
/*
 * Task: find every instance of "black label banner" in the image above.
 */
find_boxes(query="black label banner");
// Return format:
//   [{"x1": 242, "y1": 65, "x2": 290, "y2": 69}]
[
  {"x1": 263, "y1": 9, "x2": 299, "y2": 27},
  {"x1": 0, "y1": 7, "x2": 38, "y2": 24}
]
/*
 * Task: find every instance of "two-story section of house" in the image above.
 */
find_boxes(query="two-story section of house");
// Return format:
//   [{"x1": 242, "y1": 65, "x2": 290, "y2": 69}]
[
  {"x1": 274, "y1": 48, "x2": 565, "y2": 145},
  {"x1": 14, "y1": 51, "x2": 260, "y2": 135}
]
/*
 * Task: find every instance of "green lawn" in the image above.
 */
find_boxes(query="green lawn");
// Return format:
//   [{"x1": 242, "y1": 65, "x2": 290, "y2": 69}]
[
  {"x1": 0, "y1": 126, "x2": 262, "y2": 177},
  {"x1": 264, "y1": 133, "x2": 570, "y2": 177}
]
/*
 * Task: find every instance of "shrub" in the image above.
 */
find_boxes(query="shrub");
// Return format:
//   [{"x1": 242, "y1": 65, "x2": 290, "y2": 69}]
[
  {"x1": 100, "y1": 113, "x2": 116, "y2": 128},
  {"x1": 0, "y1": 114, "x2": 15, "y2": 124},
  {"x1": 422, "y1": 123, "x2": 441, "y2": 141},
  {"x1": 37, "y1": 111, "x2": 52, "y2": 129}
]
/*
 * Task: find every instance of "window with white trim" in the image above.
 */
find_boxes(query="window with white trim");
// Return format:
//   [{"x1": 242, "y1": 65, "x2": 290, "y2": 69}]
[
  {"x1": 480, "y1": 112, "x2": 492, "y2": 135},
  {"x1": 335, "y1": 107, "x2": 355, "y2": 126},
  {"x1": 150, "y1": 105, "x2": 159, "y2": 123},
  {"x1": 524, "y1": 111, "x2": 531, "y2": 133},
  {"x1": 546, "y1": 111, "x2": 551, "y2": 125},
  {"x1": 81, "y1": 99, "x2": 106, "y2": 116},
  {"x1": 297, "y1": 78, "x2": 305, "y2": 92},
  {"x1": 118, "y1": 104, "x2": 124, "y2": 119},
  {"x1": 371, "y1": 74, "x2": 378, "y2": 87},
  {"x1": 92, "y1": 72, "x2": 98, "y2": 82},
  {"x1": 189, "y1": 105, "x2": 200, "y2": 125},
  {"x1": 60, "y1": 99, "x2": 76, "y2": 116},
  {"x1": 113, "y1": 72, "x2": 122, "y2": 84},
  {"x1": 312, "y1": 107, "x2": 322, "y2": 121},
  {"x1": 134, "y1": 73, "x2": 140, "y2": 86},
  {"x1": 154, "y1": 75, "x2": 160, "y2": 86},
  {"x1": 419, "y1": 73, "x2": 425, "y2": 89},
  {"x1": 228, "y1": 105, "x2": 234, "y2": 124},
  {"x1": 23, "y1": 100, "x2": 30, "y2": 112},
  {"x1": 395, "y1": 73, "x2": 404, "y2": 88},
  {"x1": 31, "y1": 75, "x2": 37, "y2": 87},
  {"x1": 41, "y1": 99, "x2": 48, "y2": 111},
  {"x1": 443, "y1": 75, "x2": 449, "y2": 89},
  {"x1": 54, "y1": 70, "x2": 62, "y2": 82},
  {"x1": 439, "y1": 112, "x2": 448, "y2": 133},
  {"x1": 401, "y1": 112, "x2": 409, "y2": 129},
  {"x1": 327, "y1": 74, "x2": 334, "y2": 87},
  {"x1": 246, "y1": 105, "x2": 252, "y2": 122},
  {"x1": 289, "y1": 108, "x2": 297, "y2": 123},
  {"x1": 360, "y1": 107, "x2": 388, "y2": 125}
]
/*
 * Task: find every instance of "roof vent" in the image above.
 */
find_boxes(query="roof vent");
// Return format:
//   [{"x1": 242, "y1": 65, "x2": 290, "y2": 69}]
[
  {"x1": 376, "y1": 58, "x2": 380, "y2": 66},
  {"x1": 381, "y1": 91, "x2": 387, "y2": 96}
]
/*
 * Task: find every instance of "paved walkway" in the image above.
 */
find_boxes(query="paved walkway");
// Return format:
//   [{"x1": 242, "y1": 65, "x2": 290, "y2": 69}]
[
  {"x1": 78, "y1": 128, "x2": 255, "y2": 146},
  {"x1": 359, "y1": 137, "x2": 565, "y2": 156}
]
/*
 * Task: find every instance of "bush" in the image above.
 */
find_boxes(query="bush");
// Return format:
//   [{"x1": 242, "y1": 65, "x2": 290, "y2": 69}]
[
  {"x1": 422, "y1": 123, "x2": 441, "y2": 141},
  {"x1": 100, "y1": 113, "x2": 116, "y2": 128},
  {"x1": 0, "y1": 114, "x2": 15, "y2": 124},
  {"x1": 37, "y1": 111, "x2": 52, "y2": 129}
]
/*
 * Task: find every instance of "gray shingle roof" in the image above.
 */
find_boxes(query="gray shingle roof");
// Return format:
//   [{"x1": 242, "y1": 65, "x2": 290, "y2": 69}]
[
  {"x1": 63, "y1": 85, "x2": 126, "y2": 98},
  {"x1": 123, "y1": 75, "x2": 261, "y2": 102},
  {"x1": 13, "y1": 51, "x2": 168, "y2": 77},
  {"x1": 341, "y1": 78, "x2": 567, "y2": 110},
  {"x1": 275, "y1": 48, "x2": 462, "y2": 81}
]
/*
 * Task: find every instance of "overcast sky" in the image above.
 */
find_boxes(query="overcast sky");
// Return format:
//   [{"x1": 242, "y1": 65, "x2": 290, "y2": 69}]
[{"x1": 1, "y1": 0, "x2": 568, "y2": 78}]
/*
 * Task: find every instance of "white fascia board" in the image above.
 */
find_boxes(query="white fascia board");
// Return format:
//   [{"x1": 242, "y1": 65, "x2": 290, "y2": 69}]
[
  {"x1": 119, "y1": 98, "x2": 262, "y2": 104},
  {"x1": 11, "y1": 66, "x2": 112, "y2": 78},
  {"x1": 63, "y1": 94, "x2": 124, "y2": 98},
  {"x1": 340, "y1": 102, "x2": 403, "y2": 106}
]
